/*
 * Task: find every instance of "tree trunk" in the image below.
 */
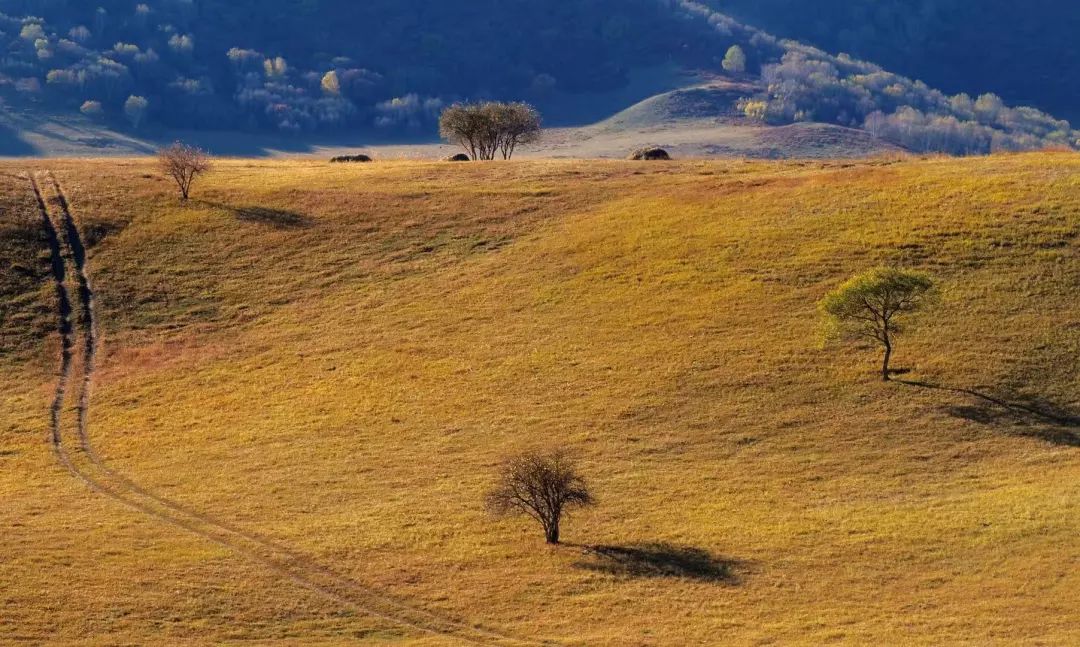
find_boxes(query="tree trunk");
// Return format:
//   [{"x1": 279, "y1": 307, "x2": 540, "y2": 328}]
[
  {"x1": 881, "y1": 339, "x2": 892, "y2": 381},
  {"x1": 545, "y1": 520, "x2": 560, "y2": 544}
]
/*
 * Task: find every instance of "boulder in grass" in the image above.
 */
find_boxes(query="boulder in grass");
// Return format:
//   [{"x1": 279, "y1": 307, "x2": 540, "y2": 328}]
[
  {"x1": 330, "y1": 154, "x2": 373, "y2": 163},
  {"x1": 444, "y1": 153, "x2": 471, "y2": 162},
  {"x1": 628, "y1": 147, "x2": 671, "y2": 161}
]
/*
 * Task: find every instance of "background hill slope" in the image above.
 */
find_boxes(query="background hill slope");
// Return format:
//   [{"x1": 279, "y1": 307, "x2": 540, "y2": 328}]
[
  {"x1": 715, "y1": 0, "x2": 1080, "y2": 123},
  {"x1": 2, "y1": 155, "x2": 1078, "y2": 644},
  {"x1": 0, "y1": 0, "x2": 1075, "y2": 156}
]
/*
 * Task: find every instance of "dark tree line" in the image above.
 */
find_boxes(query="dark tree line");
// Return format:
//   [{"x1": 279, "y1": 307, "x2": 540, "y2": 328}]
[{"x1": 0, "y1": 0, "x2": 711, "y2": 133}]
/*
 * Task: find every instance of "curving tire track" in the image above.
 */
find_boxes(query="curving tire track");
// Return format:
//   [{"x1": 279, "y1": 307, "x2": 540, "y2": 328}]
[
  {"x1": 31, "y1": 174, "x2": 74, "y2": 452},
  {"x1": 32, "y1": 172, "x2": 552, "y2": 647}
]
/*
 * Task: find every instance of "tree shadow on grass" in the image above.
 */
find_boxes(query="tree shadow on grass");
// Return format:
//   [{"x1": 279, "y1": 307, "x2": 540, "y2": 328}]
[
  {"x1": 895, "y1": 379, "x2": 1080, "y2": 447},
  {"x1": 198, "y1": 201, "x2": 314, "y2": 229},
  {"x1": 570, "y1": 543, "x2": 744, "y2": 583},
  {"x1": 232, "y1": 206, "x2": 314, "y2": 229}
]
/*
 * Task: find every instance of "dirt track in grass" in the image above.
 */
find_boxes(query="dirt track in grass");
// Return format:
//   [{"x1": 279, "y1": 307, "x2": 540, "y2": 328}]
[{"x1": 30, "y1": 171, "x2": 548, "y2": 647}]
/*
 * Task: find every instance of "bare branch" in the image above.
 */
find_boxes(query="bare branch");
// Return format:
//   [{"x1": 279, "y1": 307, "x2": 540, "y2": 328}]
[
  {"x1": 486, "y1": 449, "x2": 594, "y2": 544},
  {"x1": 157, "y1": 141, "x2": 212, "y2": 201}
]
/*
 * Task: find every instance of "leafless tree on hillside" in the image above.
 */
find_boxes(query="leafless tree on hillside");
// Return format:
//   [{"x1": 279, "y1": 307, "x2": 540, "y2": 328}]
[
  {"x1": 158, "y1": 141, "x2": 212, "y2": 201},
  {"x1": 486, "y1": 449, "x2": 594, "y2": 544}
]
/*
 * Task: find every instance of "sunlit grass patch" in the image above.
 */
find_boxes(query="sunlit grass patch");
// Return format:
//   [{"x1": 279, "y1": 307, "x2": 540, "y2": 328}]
[{"x1": 1, "y1": 154, "x2": 1077, "y2": 645}]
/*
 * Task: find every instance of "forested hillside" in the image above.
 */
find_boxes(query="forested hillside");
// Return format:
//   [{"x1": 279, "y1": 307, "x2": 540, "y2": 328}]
[
  {"x1": 714, "y1": 0, "x2": 1080, "y2": 123},
  {"x1": 0, "y1": 0, "x2": 1075, "y2": 154}
]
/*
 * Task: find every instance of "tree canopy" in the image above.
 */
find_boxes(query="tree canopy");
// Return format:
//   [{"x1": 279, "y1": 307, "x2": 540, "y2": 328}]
[
  {"x1": 439, "y1": 102, "x2": 541, "y2": 160},
  {"x1": 820, "y1": 267, "x2": 937, "y2": 381},
  {"x1": 722, "y1": 46, "x2": 746, "y2": 74},
  {"x1": 486, "y1": 449, "x2": 595, "y2": 545}
]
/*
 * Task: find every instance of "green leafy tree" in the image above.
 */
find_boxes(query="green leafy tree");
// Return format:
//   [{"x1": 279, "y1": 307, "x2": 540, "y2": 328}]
[
  {"x1": 722, "y1": 45, "x2": 747, "y2": 74},
  {"x1": 820, "y1": 267, "x2": 936, "y2": 381}
]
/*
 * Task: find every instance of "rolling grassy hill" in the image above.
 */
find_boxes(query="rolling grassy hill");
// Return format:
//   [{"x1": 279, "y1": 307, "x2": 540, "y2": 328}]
[
  {"x1": 542, "y1": 79, "x2": 902, "y2": 159},
  {"x1": 1, "y1": 155, "x2": 1078, "y2": 645}
]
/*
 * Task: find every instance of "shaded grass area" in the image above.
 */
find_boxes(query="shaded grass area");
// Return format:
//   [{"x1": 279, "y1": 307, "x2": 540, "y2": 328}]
[
  {"x1": 198, "y1": 201, "x2": 316, "y2": 229},
  {"x1": 0, "y1": 172, "x2": 53, "y2": 366},
  {"x1": 897, "y1": 379, "x2": 1080, "y2": 447},
  {"x1": 573, "y1": 543, "x2": 744, "y2": 582},
  {"x1": 1, "y1": 155, "x2": 1078, "y2": 645}
]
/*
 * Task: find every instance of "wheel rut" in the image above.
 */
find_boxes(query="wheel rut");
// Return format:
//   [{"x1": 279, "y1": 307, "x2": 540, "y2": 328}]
[{"x1": 31, "y1": 172, "x2": 551, "y2": 647}]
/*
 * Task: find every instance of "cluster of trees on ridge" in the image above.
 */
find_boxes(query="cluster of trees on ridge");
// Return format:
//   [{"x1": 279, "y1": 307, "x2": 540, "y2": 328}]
[
  {"x1": 738, "y1": 42, "x2": 1074, "y2": 154},
  {"x1": 438, "y1": 102, "x2": 541, "y2": 161},
  {"x1": 0, "y1": 0, "x2": 707, "y2": 132},
  {"x1": 3, "y1": 0, "x2": 1073, "y2": 155},
  {"x1": 709, "y1": 0, "x2": 1080, "y2": 124}
]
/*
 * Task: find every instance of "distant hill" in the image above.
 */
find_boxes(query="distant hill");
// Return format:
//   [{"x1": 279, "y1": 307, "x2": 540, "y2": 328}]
[
  {"x1": 0, "y1": 0, "x2": 1075, "y2": 156},
  {"x1": 713, "y1": 0, "x2": 1080, "y2": 123}
]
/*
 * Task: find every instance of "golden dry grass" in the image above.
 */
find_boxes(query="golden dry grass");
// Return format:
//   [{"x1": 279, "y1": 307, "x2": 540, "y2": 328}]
[{"x1": 1, "y1": 154, "x2": 1078, "y2": 645}]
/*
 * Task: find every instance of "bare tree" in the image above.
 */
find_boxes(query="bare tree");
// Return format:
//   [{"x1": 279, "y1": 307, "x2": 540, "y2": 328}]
[
  {"x1": 486, "y1": 450, "x2": 594, "y2": 544},
  {"x1": 157, "y1": 141, "x2": 212, "y2": 201}
]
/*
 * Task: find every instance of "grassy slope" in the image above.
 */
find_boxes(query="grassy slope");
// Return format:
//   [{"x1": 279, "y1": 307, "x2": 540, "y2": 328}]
[{"x1": 1, "y1": 156, "x2": 1078, "y2": 645}]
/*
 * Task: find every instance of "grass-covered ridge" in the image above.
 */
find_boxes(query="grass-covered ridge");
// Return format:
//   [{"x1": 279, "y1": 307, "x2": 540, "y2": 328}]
[{"x1": 1, "y1": 155, "x2": 1078, "y2": 645}]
